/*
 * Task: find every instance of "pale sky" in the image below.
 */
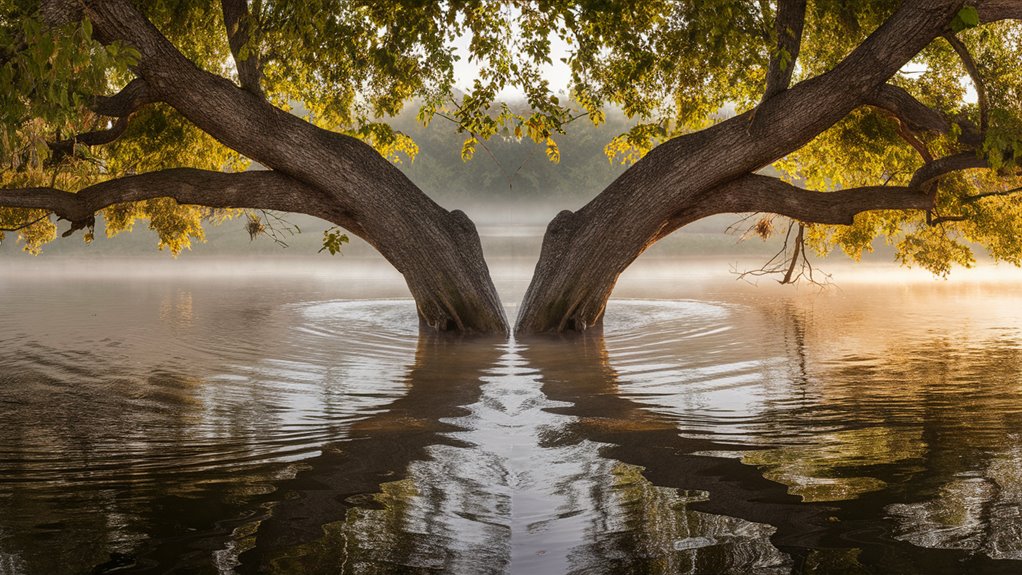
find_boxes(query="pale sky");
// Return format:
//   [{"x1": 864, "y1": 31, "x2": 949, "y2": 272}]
[{"x1": 449, "y1": 27, "x2": 573, "y2": 100}]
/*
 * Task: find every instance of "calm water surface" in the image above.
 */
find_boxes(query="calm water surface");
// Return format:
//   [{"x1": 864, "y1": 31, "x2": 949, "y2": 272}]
[{"x1": 1, "y1": 259, "x2": 1022, "y2": 574}]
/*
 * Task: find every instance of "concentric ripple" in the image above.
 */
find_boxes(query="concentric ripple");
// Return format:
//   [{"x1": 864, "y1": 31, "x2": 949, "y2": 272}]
[{"x1": 3, "y1": 270, "x2": 1022, "y2": 573}]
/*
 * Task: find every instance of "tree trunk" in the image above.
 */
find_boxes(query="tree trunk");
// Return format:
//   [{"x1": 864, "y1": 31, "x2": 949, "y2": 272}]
[
  {"x1": 515, "y1": 0, "x2": 963, "y2": 335},
  {"x1": 78, "y1": 0, "x2": 508, "y2": 334}
]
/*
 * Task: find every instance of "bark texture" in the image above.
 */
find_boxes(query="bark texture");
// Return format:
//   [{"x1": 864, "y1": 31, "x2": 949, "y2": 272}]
[
  {"x1": 762, "y1": 0, "x2": 807, "y2": 101},
  {"x1": 515, "y1": 0, "x2": 969, "y2": 334},
  {"x1": 18, "y1": 0, "x2": 508, "y2": 334},
  {"x1": 220, "y1": 0, "x2": 263, "y2": 97}
]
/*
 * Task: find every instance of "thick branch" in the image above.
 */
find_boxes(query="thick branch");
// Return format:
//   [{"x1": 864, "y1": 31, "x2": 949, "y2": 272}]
[
  {"x1": 944, "y1": 32, "x2": 989, "y2": 133},
  {"x1": 977, "y1": 0, "x2": 1022, "y2": 22},
  {"x1": 48, "y1": 116, "x2": 130, "y2": 162},
  {"x1": 79, "y1": 0, "x2": 510, "y2": 334},
  {"x1": 656, "y1": 152, "x2": 992, "y2": 239},
  {"x1": 865, "y1": 84, "x2": 950, "y2": 133},
  {"x1": 909, "y1": 151, "x2": 988, "y2": 188},
  {"x1": 0, "y1": 168, "x2": 354, "y2": 234},
  {"x1": 720, "y1": 177, "x2": 932, "y2": 223},
  {"x1": 677, "y1": 175, "x2": 935, "y2": 230},
  {"x1": 91, "y1": 78, "x2": 154, "y2": 117},
  {"x1": 39, "y1": 0, "x2": 82, "y2": 27},
  {"x1": 221, "y1": 0, "x2": 263, "y2": 97},
  {"x1": 762, "y1": 0, "x2": 807, "y2": 101},
  {"x1": 865, "y1": 83, "x2": 984, "y2": 149}
]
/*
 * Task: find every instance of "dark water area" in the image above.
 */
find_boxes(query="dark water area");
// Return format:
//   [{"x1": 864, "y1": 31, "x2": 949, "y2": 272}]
[{"x1": 2, "y1": 258, "x2": 1022, "y2": 574}]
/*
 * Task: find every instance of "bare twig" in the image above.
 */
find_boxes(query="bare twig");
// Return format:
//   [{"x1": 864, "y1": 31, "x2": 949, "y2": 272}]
[
  {"x1": 781, "y1": 223, "x2": 804, "y2": 283},
  {"x1": 963, "y1": 185, "x2": 1022, "y2": 204},
  {"x1": 733, "y1": 220, "x2": 830, "y2": 286},
  {"x1": 0, "y1": 213, "x2": 50, "y2": 232}
]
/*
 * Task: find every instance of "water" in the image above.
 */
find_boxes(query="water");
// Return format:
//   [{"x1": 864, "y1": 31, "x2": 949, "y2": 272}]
[{"x1": 2, "y1": 257, "x2": 1022, "y2": 574}]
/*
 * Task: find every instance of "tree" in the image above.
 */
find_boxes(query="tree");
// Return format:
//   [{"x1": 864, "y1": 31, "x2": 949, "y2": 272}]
[{"x1": 1, "y1": 1, "x2": 1021, "y2": 335}]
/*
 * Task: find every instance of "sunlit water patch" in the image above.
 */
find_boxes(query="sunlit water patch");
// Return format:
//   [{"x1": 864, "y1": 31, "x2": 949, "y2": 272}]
[
  {"x1": 0, "y1": 281, "x2": 420, "y2": 574},
  {"x1": 2, "y1": 267, "x2": 1022, "y2": 573}
]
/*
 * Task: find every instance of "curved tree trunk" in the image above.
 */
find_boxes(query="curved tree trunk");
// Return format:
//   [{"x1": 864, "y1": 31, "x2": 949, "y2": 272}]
[
  {"x1": 64, "y1": 0, "x2": 508, "y2": 334},
  {"x1": 515, "y1": 0, "x2": 964, "y2": 335}
]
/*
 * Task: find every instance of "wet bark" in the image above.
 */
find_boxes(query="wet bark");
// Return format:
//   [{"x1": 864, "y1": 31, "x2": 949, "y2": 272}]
[{"x1": 514, "y1": 0, "x2": 966, "y2": 335}]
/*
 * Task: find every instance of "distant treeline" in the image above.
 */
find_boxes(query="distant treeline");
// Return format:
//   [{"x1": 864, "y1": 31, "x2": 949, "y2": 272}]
[{"x1": 393, "y1": 106, "x2": 633, "y2": 203}]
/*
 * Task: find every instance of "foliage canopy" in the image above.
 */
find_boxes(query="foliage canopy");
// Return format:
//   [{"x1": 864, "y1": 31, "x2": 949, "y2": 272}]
[{"x1": 1, "y1": 0, "x2": 1021, "y2": 277}]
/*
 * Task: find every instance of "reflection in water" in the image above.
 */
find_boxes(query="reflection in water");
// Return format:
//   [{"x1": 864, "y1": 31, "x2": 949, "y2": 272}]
[
  {"x1": 239, "y1": 334, "x2": 508, "y2": 573},
  {"x1": 520, "y1": 331, "x2": 812, "y2": 574},
  {"x1": 2, "y1": 267, "x2": 1022, "y2": 573},
  {"x1": 0, "y1": 283, "x2": 420, "y2": 574},
  {"x1": 246, "y1": 316, "x2": 795, "y2": 574}
]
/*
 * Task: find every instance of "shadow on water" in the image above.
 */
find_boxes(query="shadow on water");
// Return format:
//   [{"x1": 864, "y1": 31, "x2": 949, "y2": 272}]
[
  {"x1": 3, "y1": 277, "x2": 1022, "y2": 574},
  {"x1": 99, "y1": 308, "x2": 1022, "y2": 574},
  {"x1": 234, "y1": 334, "x2": 507, "y2": 574},
  {"x1": 519, "y1": 331, "x2": 825, "y2": 574},
  {"x1": 511, "y1": 298, "x2": 1022, "y2": 575}
]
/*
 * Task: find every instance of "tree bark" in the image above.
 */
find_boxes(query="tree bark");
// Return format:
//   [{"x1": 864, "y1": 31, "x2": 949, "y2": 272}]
[
  {"x1": 220, "y1": 0, "x2": 263, "y2": 97},
  {"x1": 762, "y1": 0, "x2": 807, "y2": 101},
  {"x1": 515, "y1": 1, "x2": 966, "y2": 334},
  {"x1": 34, "y1": 0, "x2": 509, "y2": 334}
]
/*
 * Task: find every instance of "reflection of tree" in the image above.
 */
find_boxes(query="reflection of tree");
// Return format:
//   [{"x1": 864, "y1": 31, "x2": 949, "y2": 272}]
[
  {"x1": 837, "y1": 338, "x2": 1022, "y2": 566},
  {"x1": 0, "y1": 370, "x2": 214, "y2": 575},
  {"x1": 697, "y1": 300, "x2": 1022, "y2": 572},
  {"x1": 236, "y1": 334, "x2": 505, "y2": 574},
  {"x1": 0, "y1": 326, "x2": 497, "y2": 574},
  {"x1": 519, "y1": 333, "x2": 820, "y2": 574}
]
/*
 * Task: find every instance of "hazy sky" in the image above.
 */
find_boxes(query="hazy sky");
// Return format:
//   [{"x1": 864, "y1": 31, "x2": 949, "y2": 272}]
[
  {"x1": 449, "y1": 23, "x2": 573, "y2": 100},
  {"x1": 447, "y1": 26, "x2": 978, "y2": 105}
]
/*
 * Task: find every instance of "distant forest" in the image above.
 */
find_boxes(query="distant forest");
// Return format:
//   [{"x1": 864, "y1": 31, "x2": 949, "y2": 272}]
[{"x1": 394, "y1": 103, "x2": 631, "y2": 205}]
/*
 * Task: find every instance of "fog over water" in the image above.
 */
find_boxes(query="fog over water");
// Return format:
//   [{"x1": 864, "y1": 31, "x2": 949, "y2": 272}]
[{"x1": 3, "y1": 223, "x2": 1022, "y2": 574}]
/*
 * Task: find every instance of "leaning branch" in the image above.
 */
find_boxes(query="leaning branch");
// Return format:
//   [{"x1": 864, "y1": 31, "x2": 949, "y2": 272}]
[
  {"x1": 909, "y1": 151, "x2": 989, "y2": 188},
  {"x1": 658, "y1": 153, "x2": 993, "y2": 241},
  {"x1": 944, "y1": 32, "x2": 989, "y2": 133},
  {"x1": 0, "y1": 168, "x2": 354, "y2": 235},
  {"x1": 977, "y1": 0, "x2": 1022, "y2": 22},
  {"x1": 710, "y1": 176, "x2": 935, "y2": 225},
  {"x1": 220, "y1": 0, "x2": 263, "y2": 97},
  {"x1": 762, "y1": 0, "x2": 807, "y2": 101},
  {"x1": 864, "y1": 84, "x2": 950, "y2": 133},
  {"x1": 91, "y1": 78, "x2": 155, "y2": 117},
  {"x1": 48, "y1": 116, "x2": 130, "y2": 163},
  {"x1": 864, "y1": 83, "x2": 983, "y2": 149}
]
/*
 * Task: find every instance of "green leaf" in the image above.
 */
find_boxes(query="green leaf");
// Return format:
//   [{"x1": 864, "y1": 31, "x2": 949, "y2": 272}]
[
  {"x1": 959, "y1": 6, "x2": 980, "y2": 27},
  {"x1": 319, "y1": 227, "x2": 349, "y2": 255},
  {"x1": 951, "y1": 6, "x2": 980, "y2": 32}
]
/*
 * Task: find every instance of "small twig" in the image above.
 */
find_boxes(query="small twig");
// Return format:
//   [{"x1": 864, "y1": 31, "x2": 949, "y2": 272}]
[
  {"x1": 733, "y1": 219, "x2": 830, "y2": 287},
  {"x1": 963, "y1": 185, "x2": 1022, "y2": 204},
  {"x1": 0, "y1": 213, "x2": 50, "y2": 232},
  {"x1": 245, "y1": 209, "x2": 300, "y2": 248},
  {"x1": 725, "y1": 212, "x2": 763, "y2": 236}
]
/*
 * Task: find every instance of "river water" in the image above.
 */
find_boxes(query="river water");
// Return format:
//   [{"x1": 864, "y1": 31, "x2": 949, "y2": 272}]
[{"x1": 1, "y1": 257, "x2": 1022, "y2": 574}]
